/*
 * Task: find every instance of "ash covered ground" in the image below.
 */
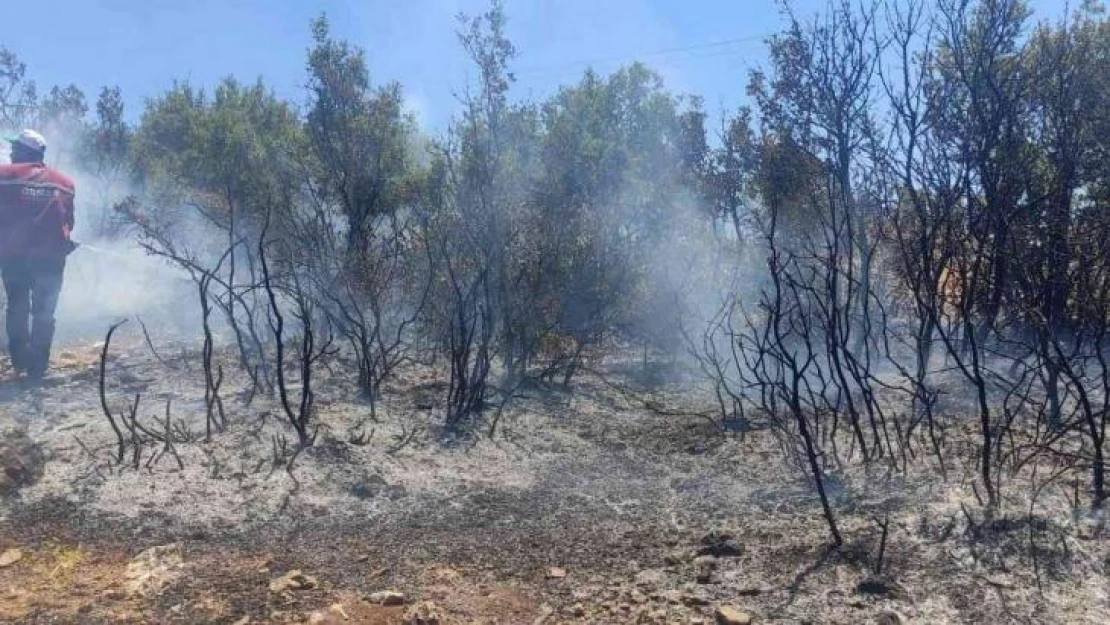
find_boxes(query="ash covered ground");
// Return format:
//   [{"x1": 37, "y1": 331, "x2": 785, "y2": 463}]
[{"x1": 0, "y1": 336, "x2": 1107, "y2": 624}]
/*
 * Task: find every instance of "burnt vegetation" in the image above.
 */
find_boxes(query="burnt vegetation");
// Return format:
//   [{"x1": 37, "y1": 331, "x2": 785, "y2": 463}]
[{"x1": 3, "y1": 0, "x2": 1110, "y2": 608}]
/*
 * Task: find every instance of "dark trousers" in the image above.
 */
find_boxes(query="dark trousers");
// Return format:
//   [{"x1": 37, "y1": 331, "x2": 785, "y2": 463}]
[{"x1": 2, "y1": 257, "x2": 65, "y2": 376}]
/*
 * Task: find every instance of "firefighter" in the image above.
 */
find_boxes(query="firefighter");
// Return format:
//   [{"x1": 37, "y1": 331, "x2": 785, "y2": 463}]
[{"x1": 0, "y1": 129, "x2": 76, "y2": 380}]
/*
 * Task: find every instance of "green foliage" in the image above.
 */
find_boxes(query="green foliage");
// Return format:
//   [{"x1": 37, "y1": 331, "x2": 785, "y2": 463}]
[
  {"x1": 0, "y1": 46, "x2": 36, "y2": 128},
  {"x1": 131, "y1": 78, "x2": 301, "y2": 227},
  {"x1": 530, "y1": 63, "x2": 699, "y2": 356},
  {"x1": 89, "y1": 87, "x2": 129, "y2": 175},
  {"x1": 306, "y1": 14, "x2": 418, "y2": 255}
]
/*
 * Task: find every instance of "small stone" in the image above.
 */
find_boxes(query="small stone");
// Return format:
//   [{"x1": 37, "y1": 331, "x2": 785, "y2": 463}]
[
  {"x1": 268, "y1": 569, "x2": 318, "y2": 593},
  {"x1": 631, "y1": 590, "x2": 649, "y2": 604},
  {"x1": 547, "y1": 567, "x2": 568, "y2": 579},
  {"x1": 876, "y1": 611, "x2": 903, "y2": 625},
  {"x1": 571, "y1": 603, "x2": 586, "y2": 617},
  {"x1": 0, "y1": 431, "x2": 45, "y2": 495},
  {"x1": 231, "y1": 618, "x2": 250, "y2": 625},
  {"x1": 0, "y1": 548, "x2": 23, "y2": 568},
  {"x1": 714, "y1": 605, "x2": 754, "y2": 625},
  {"x1": 403, "y1": 601, "x2": 448, "y2": 625},
  {"x1": 308, "y1": 609, "x2": 347, "y2": 625},
  {"x1": 984, "y1": 575, "x2": 1016, "y2": 590},
  {"x1": 367, "y1": 590, "x2": 407, "y2": 606},
  {"x1": 681, "y1": 591, "x2": 710, "y2": 607}
]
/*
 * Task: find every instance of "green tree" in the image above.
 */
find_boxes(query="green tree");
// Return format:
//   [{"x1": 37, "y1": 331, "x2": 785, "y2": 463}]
[
  {"x1": 531, "y1": 63, "x2": 699, "y2": 379},
  {"x1": 303, "y1": 14, "x2": 427, "y2": 408},
  {"x1": 0, "y1": 46, "x2": 36, "y2": 128},
  {"x1": 305, "y1": 14, "x2": 416, "y2": 258}
]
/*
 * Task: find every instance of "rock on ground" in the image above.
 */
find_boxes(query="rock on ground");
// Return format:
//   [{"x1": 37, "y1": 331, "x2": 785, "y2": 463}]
[
  {"x1": 268, "y1": 569, "x2": 318, "y2": 593},
  {"x1": 0, "y1": 548, "x2": 23, "y2": 568},
  {"x1": 0, "y1": 429, "x2": 45, "y2": 496},
  {"x1": 307, "y1": 603, "x2": 350, "y2": 624},
  {"x1": 715, "y1": 605, "x2": 754, "y2": 625},
  {"x1": 404, "y1": 600, "x2": 449, "y2": 625},
  {"x1": 366, "y1": 590, "x2": 407, "y2": 606}
]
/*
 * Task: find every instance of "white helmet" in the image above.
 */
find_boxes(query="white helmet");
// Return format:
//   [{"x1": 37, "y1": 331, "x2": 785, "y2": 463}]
[{"x1": 7, "y1": 129, "x2": 47, "y2": 154}]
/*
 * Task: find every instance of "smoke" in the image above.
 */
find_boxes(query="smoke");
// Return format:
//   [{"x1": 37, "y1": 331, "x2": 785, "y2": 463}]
[
  {"x1": 0, "y1": 122, "x2": 200, "y2": 347},
  {"x1": 54, "y1": 244, "x2": 197, "y2": 344}
]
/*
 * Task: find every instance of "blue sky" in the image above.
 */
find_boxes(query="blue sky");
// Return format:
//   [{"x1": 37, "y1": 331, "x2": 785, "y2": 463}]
[{"x1": 1, "y1": 0, "x2": 1069, "y2": 134}]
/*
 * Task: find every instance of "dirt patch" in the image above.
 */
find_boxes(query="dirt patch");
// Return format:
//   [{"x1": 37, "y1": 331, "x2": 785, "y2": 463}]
[{"x1": 0, "y1": 539, "x2": 135, "y2": 623}]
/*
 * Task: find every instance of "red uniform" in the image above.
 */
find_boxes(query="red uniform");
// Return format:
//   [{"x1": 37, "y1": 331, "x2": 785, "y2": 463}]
[
  {"x1": 0, "y1": 161, "x2": 74, "y2": 378},
  {"x1": 0, "y1": 162, "x2": 76, "y2": 260}
]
